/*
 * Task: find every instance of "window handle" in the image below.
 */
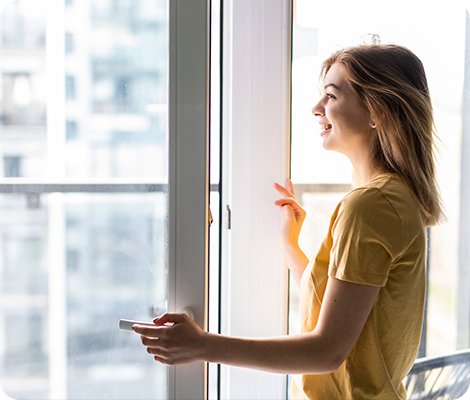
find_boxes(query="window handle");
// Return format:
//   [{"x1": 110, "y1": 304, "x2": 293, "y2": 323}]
[
  {"x1": 151, "y1": 303, "x2": 194, "y2": 321},
  {"x1": 180, "y1": 307, "x2": 195, "y2": 321},
  {"x1": 151, "y1": 301, "x2": 168, "y2": 318}
]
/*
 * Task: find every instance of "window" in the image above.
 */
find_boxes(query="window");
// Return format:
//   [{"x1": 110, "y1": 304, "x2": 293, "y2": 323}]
[
  {"x1": 65, "y1": 75, "x2": 76, "y2": 100},
  {"x1": 0, "y1": 1, "x2": 210, "y2": 400},
  {"x1": 3, "y1": 156, "x2": 21, "y2": 177},
  {"x1": 65, "y1": 32, "x2": 73, "y2": 54},
  {"x1": 66, "y1": 121, "x2": 78, "y2": 141}
]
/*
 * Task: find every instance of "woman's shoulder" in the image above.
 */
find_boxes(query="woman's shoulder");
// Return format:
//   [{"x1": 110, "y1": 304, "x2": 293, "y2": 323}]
[
  {"x1": 339, "y1": 174, "x2": 394, "y2": 207},
  {"x1": 338, "y1": 173, "x2": 423, "y2": 227},
  {"x1": 344, "y1": 174, "x2": 414, "y2": 206}
]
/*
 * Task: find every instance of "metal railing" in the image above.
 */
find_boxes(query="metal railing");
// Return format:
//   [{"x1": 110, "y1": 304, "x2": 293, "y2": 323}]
[{"x1": 404, "y1": 350, "x2": 470, "y2": 400}]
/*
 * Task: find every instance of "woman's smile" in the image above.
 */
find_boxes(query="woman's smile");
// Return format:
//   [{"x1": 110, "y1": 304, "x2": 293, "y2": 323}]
[
  {"x1": 320, "y1": 123, "x2": 332, "y2": 137},
  {"x1": 320, "y1": 122, "x2": 333, "y2": 135}
]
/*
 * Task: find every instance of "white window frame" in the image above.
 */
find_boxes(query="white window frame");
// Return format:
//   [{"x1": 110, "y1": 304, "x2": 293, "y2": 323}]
[
  {"x1": 220, "y1": 1, "x2": 292, "y2": 399},
  {"x1": 168, "y1": 0, "x2": 210, "y2": 399}
]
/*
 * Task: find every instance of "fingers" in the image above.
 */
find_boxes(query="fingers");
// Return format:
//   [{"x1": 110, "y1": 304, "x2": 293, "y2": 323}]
[
  {"x1": 144, "y1": 340, "x2": 174, "y2": 365},
  {"x1": 133, "y1": 312, "x2": 188, "y2": 336},
  {"x1": 138, "y1": 326, "x2": 172, "y2": 362},
  {"x1": 141, "y1": 335, "x2": 161, "y2": 347},
  {"x1": 273, "y1": 181, "x2": 295, "y2": 198},
  {"x1": 277, "y1": 202, "x2": 296, "y2": 219},
  {"x1": 153, "y1": 312, "x2": 186, "y2": 326},
  {"x1": 133, "y1": 324, "x2": 161, "y2": 336},
  {"x1": 273, "y1": 197, "x2": 296, "y2": 207},
  {"x1": 274, "y1": 197, "x2": 303, "y2": 213},
  {"x1": 135, "y1": 311, "x2": 204, "y2": 366},
  {"x1": 286, "y1": 179, "x2": 295, "y2": 194},
  {"x1": 273, "y1": 179, "x2": 295, "y2": 205},
  {"x1": 274, "y1": 196, "x2": 307, "y2": 224},
  {"x1": 274, "y1": 199, "x2": 296, "y2": 217}
]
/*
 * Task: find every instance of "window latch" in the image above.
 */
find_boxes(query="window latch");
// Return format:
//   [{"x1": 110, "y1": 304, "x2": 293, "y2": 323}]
[{"x1": 225, "y1": 205, "x2": 231, "y2": 229}]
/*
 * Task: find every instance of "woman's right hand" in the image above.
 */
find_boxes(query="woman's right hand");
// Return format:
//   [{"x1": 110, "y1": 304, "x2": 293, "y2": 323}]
[{"x1": 273, "y1": 180, "x2": 307, "y2": 253}]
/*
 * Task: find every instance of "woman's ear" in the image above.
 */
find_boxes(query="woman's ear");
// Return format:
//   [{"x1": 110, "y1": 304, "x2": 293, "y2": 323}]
[{"x1": 369, "y1": 111, "x2": 385, "y2": 129}]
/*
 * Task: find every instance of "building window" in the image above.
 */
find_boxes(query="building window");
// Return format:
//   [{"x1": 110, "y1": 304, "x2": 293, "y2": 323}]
[
  {"x1": 65, "y1": 75, "x2": 76, "y2": 100},
  {"x1": 3, "y1": 156, "x2": 21, "y2": 177},
  {"x1": 65, "y1": 32, "x2": 74, "y2": 54},
  {"x1": 66, "y1": 120, "x2": 78, "y2": 140}
]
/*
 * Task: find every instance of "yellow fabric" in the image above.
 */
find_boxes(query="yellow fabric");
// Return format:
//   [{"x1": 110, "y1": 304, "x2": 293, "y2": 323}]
[{"x1": 291, "y1": 174, "x2": 427, "y2": 400}]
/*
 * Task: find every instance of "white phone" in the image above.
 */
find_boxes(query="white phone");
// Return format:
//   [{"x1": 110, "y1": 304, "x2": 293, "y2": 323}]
[{"x1": 119, "y1": 319, "x2": 156, "y2": 332}]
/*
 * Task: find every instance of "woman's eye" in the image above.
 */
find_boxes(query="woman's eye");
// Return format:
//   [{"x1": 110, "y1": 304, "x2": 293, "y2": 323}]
[{"x1": 326, "y1": 93, "x2": 334, "y2": 99}]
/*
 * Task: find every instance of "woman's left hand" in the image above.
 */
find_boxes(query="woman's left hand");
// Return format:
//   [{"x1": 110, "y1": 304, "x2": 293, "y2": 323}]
[
  {"x1": 133, "y1": 312, "x2": 207, "y2": 365},
  {"x1": 273, "y1": 180, "x2": 307, "y2": 253}
]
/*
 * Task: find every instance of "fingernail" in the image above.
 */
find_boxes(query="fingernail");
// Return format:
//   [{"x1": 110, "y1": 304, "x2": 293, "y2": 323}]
[
  {"x1": 153, "y1": 317, "x2": 159, "y2": 323},
  {"x1": 131, "y1": 325, "x2": 135, "y2": 331}
]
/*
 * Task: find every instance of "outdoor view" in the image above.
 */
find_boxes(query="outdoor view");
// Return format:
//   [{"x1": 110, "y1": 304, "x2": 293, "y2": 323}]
[{"x1": 0, "y1": 0, "x2": 169, "y2": 399}]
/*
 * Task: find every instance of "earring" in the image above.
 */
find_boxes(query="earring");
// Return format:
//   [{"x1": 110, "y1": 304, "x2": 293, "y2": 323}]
[{"x1": 371, "y1": 122, "x2": 376, "y2": 128}]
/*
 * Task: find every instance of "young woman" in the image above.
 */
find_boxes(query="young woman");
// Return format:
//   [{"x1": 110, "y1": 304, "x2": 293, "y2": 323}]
[{"x1": 133, "y1": 43, "x2": 443, "y2": 399}]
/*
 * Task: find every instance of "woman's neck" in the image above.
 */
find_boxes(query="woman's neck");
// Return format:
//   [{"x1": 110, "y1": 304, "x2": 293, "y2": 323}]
[
  {"x1": 355, "y1": 165, "x2": 384, "y2": 185},
  {"x1": 347, "y1": 148, "x2": 384, "y2": 185}
]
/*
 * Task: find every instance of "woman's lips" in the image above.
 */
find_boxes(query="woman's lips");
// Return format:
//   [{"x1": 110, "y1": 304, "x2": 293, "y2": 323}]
[{"x1": 321, "y1": 124, "x2": 332, "y2": 136}]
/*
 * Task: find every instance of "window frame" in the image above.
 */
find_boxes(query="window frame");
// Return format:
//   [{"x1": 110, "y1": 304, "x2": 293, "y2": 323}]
[
  {"x1": 219, "y1": 1, "x2": 292, "y2": 398},
  {"x1": 168, "y1": 0, "x2": 210, "y2": 399},
  {"x1": 0, "y1": 0, "x2": 211, "y2": 399}
]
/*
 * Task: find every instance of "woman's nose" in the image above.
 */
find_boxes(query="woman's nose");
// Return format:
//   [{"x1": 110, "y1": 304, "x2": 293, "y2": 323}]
[{"x1": 311, "y1": 100, "x2": 324, "y2": 117}]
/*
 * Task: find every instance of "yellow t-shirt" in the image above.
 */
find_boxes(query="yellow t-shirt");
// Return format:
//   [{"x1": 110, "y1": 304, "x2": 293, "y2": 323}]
[{"x1": 291, "y1": 174, "x2": 427, "y2": 400}]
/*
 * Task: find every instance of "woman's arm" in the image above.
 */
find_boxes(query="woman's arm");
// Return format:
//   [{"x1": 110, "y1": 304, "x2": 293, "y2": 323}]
[
  {"x1": 134, "y1": 277, "x2": 380, "y2": 374},
  {"x1": 273, "y1": 180, "x2": 310, "y2": 287}
]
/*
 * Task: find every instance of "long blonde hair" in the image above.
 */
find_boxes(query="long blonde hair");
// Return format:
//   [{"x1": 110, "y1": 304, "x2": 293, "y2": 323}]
[{"x1": 321, "y1": 44, "x2": 444, "y2": 226}]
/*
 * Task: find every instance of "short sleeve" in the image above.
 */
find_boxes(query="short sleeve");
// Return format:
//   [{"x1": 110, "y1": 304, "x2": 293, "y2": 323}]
[{"x1": 328, "y1": 187, "x2": 404, "y2": 287}]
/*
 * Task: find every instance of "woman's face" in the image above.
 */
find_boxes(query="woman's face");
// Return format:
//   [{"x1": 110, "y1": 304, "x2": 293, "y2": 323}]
[{"x1": 312, "y1": 63, "x2": 372, "y2": 156}]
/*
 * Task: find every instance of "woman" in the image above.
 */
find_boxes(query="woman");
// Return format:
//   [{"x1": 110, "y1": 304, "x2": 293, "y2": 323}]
[{"x1": 133, "y1": 43, "x2": 443, "y2": 399}]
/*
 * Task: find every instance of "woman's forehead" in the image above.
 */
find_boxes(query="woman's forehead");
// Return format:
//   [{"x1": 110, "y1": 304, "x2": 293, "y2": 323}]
[{"x1": 324, "y1": 64, "x2": 345, "y2": 89}]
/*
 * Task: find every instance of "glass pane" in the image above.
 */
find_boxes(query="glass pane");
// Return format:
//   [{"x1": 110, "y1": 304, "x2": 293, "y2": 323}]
[
  {"x1": 0, "y1": 0, "x2": 170, "y2": 398},
  {"x1": 291, "y1": 0, "x2": 468, "y2": 363},
  {"x1": 0, "y1": 1, "x2": 47, "y2": 177},
  {"x1": 65, "y1": 0, "x2": 168, "y2": 179},
  {"x1": 64, "y1": 194, "x2": 167, "y2": 399},
  {"x1": 0, "y1": 195, "x2": 49, "y2": 398},
  {"x1": 0, "y1": 193, "x2": 167, "y2": 399},
  {"x1": 0, "y1": 0, "x2": 168, "y2": 180}
]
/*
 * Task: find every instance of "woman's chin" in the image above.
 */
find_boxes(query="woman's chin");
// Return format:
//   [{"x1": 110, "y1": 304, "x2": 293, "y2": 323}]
[{"x1": 322, "y1": 139, "x2": 333, "y2": 151}]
